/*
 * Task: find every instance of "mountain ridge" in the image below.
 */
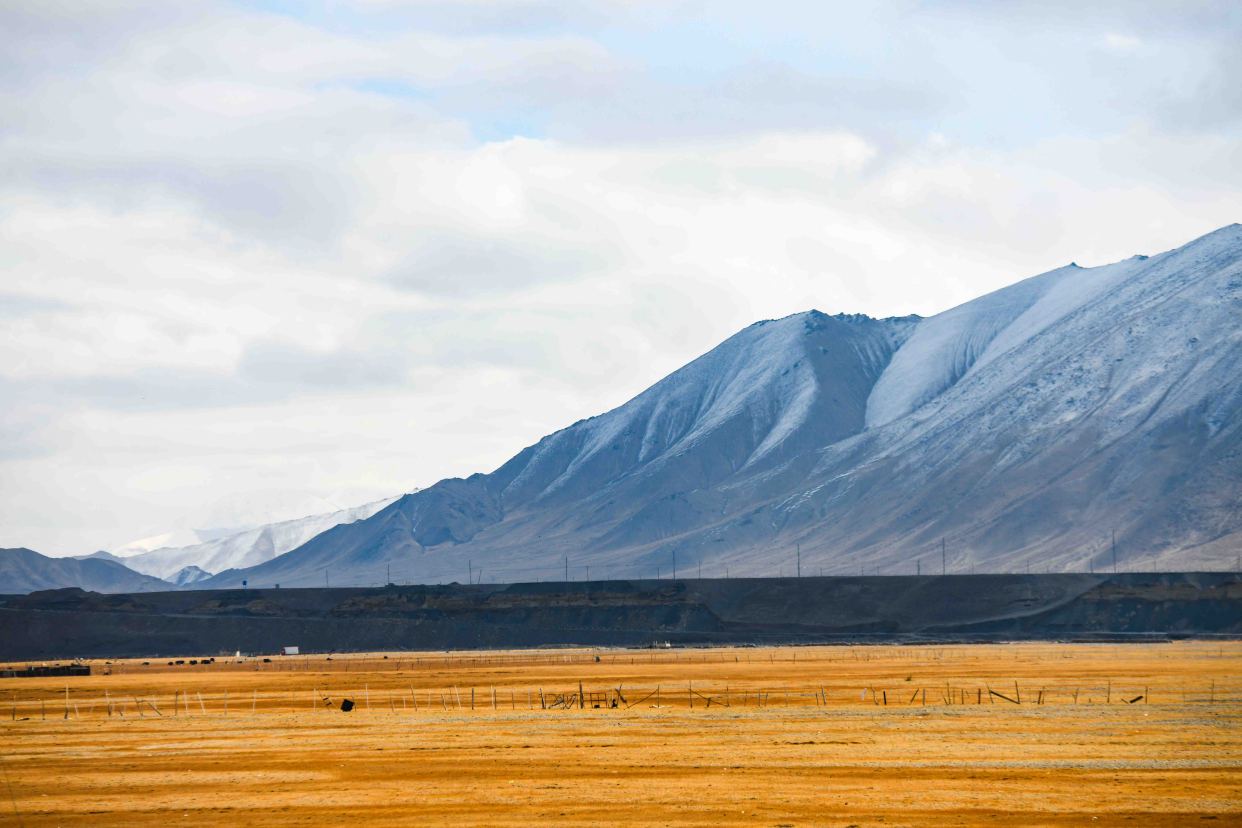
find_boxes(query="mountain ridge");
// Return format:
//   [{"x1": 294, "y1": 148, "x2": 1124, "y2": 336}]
[{"x1": 202, "y1": 308, "x2": 922, "y2": 588}]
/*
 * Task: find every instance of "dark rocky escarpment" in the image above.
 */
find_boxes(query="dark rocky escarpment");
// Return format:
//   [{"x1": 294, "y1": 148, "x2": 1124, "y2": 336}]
[{"x1": 1, "y1": 572, "x2": 1236, "y2": 660}]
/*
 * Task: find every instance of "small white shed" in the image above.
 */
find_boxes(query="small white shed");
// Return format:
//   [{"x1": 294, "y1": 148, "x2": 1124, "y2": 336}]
[{"x1": 282, "y1": 646, "x2": 300, "y2": 656}]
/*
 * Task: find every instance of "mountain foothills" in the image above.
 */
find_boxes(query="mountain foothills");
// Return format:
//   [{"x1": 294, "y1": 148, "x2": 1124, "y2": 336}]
[
  {"x1": 3, "y1": 224, "x2": 1239, "y2": 594},
  {"x1": 192, "y1": 224, "x2": 1242, "y2": 589}
]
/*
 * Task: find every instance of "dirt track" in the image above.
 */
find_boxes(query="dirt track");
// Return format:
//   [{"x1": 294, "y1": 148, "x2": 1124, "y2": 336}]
[{"x1": 1, "y1": 642, "x2": 1239, "y2": 825}]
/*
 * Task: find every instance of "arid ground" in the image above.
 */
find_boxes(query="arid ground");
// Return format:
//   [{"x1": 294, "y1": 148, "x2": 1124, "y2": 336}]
[{"x1": 1, "y1": 642, "x2": 1239, "y2": 826}]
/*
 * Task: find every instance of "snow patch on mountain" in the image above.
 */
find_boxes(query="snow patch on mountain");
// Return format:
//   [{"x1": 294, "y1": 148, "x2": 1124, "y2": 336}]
[
  {"x1": 864, "y1": 254, "x2": 1157, "y2": 429},
  {"x1": 169, "y1": 565, "x2": 212, "y2": 586},
  {"x1": 113, "y1": 529, "x2": 219, "y2": 558}
]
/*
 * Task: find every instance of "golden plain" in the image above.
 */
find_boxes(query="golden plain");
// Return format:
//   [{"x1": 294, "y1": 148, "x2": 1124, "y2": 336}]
[{"x1": 1, "y1": 641, "x2": 1239, "y2": 826}]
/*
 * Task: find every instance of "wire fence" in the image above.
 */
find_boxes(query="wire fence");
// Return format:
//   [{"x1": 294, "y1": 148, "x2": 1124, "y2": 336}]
[{"x1": 4, "y1": 678, "x2": 1238, "y2": 722}]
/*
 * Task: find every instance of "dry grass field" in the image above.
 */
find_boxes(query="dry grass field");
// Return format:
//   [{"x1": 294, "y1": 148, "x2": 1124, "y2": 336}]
[{"x1": 1, "y1": 641, "x2": 1239, "y2": 826}]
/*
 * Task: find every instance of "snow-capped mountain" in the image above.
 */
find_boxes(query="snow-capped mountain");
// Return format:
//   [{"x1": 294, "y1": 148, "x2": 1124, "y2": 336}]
[
  {"x1": 117, "y1": 497, "x2": 401, "y2": 580},
  {"x1": 201, "y1": 224, "x2": 1242, "y2": 588}
]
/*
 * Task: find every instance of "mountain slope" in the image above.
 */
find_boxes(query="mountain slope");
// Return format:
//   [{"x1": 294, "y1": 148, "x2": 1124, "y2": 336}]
[
  {"x1": 0, "y1": 548, "x2": 169, "y2": 594},
  {"x1": 203, "y1": 311, "x2": 917, "y2": 587},
  {"x1": 203, "y1": 223, "x2": 1242, "y2": 588},
  {"x1": 116, "y1": 497, "x2": 400, "y2": 579},
  {"x1": 777, "y1": 223, "x2": 1242, "y2": 573}
]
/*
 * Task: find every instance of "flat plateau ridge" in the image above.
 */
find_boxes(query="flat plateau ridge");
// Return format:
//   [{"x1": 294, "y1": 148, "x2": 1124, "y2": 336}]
[
  {"x1": 197, "y1": 224, "x2": 1242, "y2": 589},
  {"x1": 2, "y1": 572, "x2": 1238, "y2": 659}
]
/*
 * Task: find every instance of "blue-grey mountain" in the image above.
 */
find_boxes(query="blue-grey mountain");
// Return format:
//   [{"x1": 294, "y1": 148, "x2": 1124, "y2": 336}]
[
  {"x1": 1, "y1": 548, "x2": 169, "y2": 594},
  {"x1": 186, "y1": 224, "x2": 1242, "y2": 587}
]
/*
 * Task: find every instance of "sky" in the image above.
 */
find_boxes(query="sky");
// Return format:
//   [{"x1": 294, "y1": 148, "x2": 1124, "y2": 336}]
[{"x1": 2, "y1": 0, "x2": 1240, "y2": 555}]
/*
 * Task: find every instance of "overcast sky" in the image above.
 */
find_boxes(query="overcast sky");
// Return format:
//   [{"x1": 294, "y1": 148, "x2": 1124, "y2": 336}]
[{"x1": 3, "y1": 1, "x2": 1240, "y2": 555}]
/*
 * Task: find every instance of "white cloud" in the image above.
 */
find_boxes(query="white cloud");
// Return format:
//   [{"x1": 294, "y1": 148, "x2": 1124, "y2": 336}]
[{"x1": 1102, "y1": 32, "x2": 1143, "y2": 52}]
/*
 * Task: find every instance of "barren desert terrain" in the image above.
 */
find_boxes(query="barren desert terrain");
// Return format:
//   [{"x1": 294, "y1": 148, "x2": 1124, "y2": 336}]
[{"x1": 1, "y1": 642, "x2": 1239, "y2": 826}]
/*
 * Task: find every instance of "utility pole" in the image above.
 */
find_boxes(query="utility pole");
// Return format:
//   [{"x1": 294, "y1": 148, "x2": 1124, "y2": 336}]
[
  {"x1": 673, "y1": 549, "x2": 677, "y2": 581},
  {"x1": 796, "y1": 543, "x2": 801, "y2": 578},
  {"x1": 1112, "y1": 531, "x2": 1117, "y2": 573},
  {"x1": 941, "y1": 538, "x2": 946, "y2": 576},
  {"x1": 564, "y1": 555, "x2": 568, "y2": 583},
  {"x1": 585, "y1": 565, "x2": 589, "y2": 581},
  {"x1": 917, "y1": 559, "x2": 921, "y2": 577},
  {"x1": 387, "y1": 563, "x2": 391, "y2": 585},
  {"x1": 697, "y1": 559, "x2": 701, "y2": 580},
  {"x1": 468, "y1": 559, "x2": 472, "y2": 584}
]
